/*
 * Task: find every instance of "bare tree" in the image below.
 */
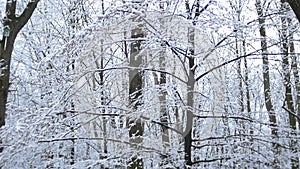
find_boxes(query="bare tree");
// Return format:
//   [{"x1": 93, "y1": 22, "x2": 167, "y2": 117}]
[
  {"x1": 280, "y1": 1, "x2": 299, "y2": 168},
  {"x1": 127, "y1": 2, "x2": 145, "y2": 168},
  {"x1": 0, "y1": 0, "x2": 40, "y2": 152},
  {"x1": 255, "y1": 0, "x2": 279, "y2": 168}
]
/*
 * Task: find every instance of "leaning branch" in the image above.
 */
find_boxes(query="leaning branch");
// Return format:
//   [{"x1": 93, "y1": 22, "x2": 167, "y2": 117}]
[
  {"x1": 195, "y1": 40, "x2": 282, "y2": 81},
  {"x1": 15, "y1": 0, "x2": 40, "y2": 33},
  {"x1": 38, "y1": 137, "x2": 164, "y2": 155},
  {"x1": 141, "y1": 116, "x2": 183, "y2": 135},
  {"x1": 192, "y1": 157, "x2": 231, "y2": 165}
]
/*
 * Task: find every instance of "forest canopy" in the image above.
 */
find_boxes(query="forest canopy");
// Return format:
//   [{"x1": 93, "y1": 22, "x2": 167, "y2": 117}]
[{"x1": 1, "y1": 0, "x2": 300, "y2": 168}]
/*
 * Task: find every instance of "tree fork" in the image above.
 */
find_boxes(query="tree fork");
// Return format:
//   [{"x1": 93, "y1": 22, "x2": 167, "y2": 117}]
[{"x1": 0, "y1": 1, "x2": 39, "y2": 154}]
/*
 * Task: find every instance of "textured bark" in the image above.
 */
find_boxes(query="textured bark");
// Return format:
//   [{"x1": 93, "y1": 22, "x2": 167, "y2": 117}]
[
  {"x1": 244, "y1": 57, "x2": 251, "y2": 114},
  {"x1": 159, "y1": 0, "x2": 170, "y2": 152},
  {"x1": 0, "y1": 0, "x2": 39, "y2": 153},
  {"x1": 183, "y1": 0, "x2": 210, "y2": 167},
  {"x1": 234, "y1": 37, "x2": 244, "y2": 113},
  {"x1": 287, "y1": 0, "x2": 300, "y2": 22},
  {"x1": 281, "y1": 2, "x2": 296, "y2": 129},
  {"x1": 184, "y1": 57, "x2": 195, "y2": 167},
  {"x1": 290, "y1": 28, "x2": 300, "y2": 126},
  {"x1": 280, "y1": 2, "x2": 299, "y2": 168},
  {"x1": 127, "y1": 15, "x2": 144, "y2": 169},
  {"x1": 184, "y1": 12, "x2": 196, "y2": 169},
  {"x1": 100, "y1": 0, "x2": 108, "y2": 162},
  {"x1": 255, "y1": 0, "x2": 279, "y2": 167}
]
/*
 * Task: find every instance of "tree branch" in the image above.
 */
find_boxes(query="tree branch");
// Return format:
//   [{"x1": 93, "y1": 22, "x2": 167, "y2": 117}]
[
  {"x1": 195, "y1": 40, "x2": 282, "y2": 81},
  {"x1": 287, "y1": 0, "x2": 300, "y2": 22},
  {"x1": 193, "y1": 0, "x2": 212, "y2": 21},
  {"x1": 15, "y1": 0, "x2": 40, "y2": 33},
  {"x1": 192, "y1": 157, "x2": 231, "y2": 165}
]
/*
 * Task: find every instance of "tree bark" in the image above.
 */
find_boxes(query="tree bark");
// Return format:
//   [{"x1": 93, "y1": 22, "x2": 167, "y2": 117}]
[
  {"x1": 159, "y1": 0, "x2": 170, "y2": 154},
  {"x1": 289, "y1": 24, "x2": 300, "y2": 126},
  {"x1": 0, "y1": 0, "x2": 39, "y2": 153},
  {"x1": 280, "y1": 2, "x2": 299, "y2": 168},
  {"x1": 127, "y1": 14, "x2": 144, "y2": 169},
  {"x1": 255, "y1": 0, "x2": 279, "y2": 167},
  {"x1": 184, "y1": 2, "x2": 196, "y2": 166},
  {"x1": 183, "y1": 0, "x2": 211, "y2": 167},
  {"x1": 287, "y1": 0, "x2": 300, "y2": 22}
]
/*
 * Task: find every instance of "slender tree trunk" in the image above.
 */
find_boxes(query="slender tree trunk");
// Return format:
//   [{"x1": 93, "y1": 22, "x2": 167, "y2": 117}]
[
  {"x1": 0, "y1": 0, "x2": 40, "y2": 153},
  {"x1": 280, "y1": 2, "x2": 299, "y2": 168},
  {"x1": 289, "y1": 24, "x2": 300, "y2": 126},
  {"x1": 244, "y1": 44, "x2": 251, "y2": 114},
  {"x1": 281, "y1": 1, "x2": 296, "y2": 128},
  {"x1": 127, "y1": 14, "x2": 144, "y2": 169},
  {"x1": 255, "y1": 1, "x2": 279, "y2": 167},
  {"x1": 93, "y1": 38, "x2": 108, "y2": 166},
  {"x1": 65, "y1": 1, "x2": 90, "y2": 164},
  {"x1": 183, "y1": 0, "x2": 210, "y2": 167},
  {"x1": 184, "y1": 44, "x2": 195, "y2": 168},
  {"x1": 289, "y1": 22, "x2": 300, "y2": 169},
  {"x1": 236, "y1": 36, "x2": 244, "y2": 113},
  {"x1": 184, "y1": 20, "x2": 196, "y2": 169},
  {"x1": 99, "y1": 1, "x2": 108, "y2": 163},
  {"x1": 159, "y1": 0, "x2": 170, "y2": 155}
]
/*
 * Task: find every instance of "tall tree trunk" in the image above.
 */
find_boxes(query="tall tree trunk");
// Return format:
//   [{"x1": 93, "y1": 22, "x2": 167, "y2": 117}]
[
  {"x1": 159, "y1": 0, "x2": 170, "y2": 154},
  {"x1": 255, "y1": 0, "x2": 279, "y2": 167},
  {"x1": 183, "y1": 0, "x2": 210, "y2": 166},
  {"x1": 65, "y1": 1, "x2": 90, "y2": 164},
  {"x1": 127, "y1": 13, "x2": 144, "y2": 169},
  {"x1": 152, "y1": 7, "x2": 170, "y2": 162},
  {"x1": 184, "y1": 6, "x2": 196, "y2": 167},
  {"x1": 289, "y1": 21, "x2": 300, "y2": 169},
  {"x1": 99, "y1": 0, "x2": 108, "y2": 162},
  {"x1": 236, "y1": 39, "x2": 244, "y2": 113},
  {"x1": 0, "y1": 0, "x2": 40, "y2": 153},
  {"x1": 244, "y1": 50, "x2": 251, "y2": 114},
  {"x1": 184, "y1": 26, "x2": 195, "y2": 167},
  {"x1": 289, "y1": 22, "x2": 300, "y2": 126},
  {"x1": 280, "y1": 2, "x2": 299, "y2": 168}
]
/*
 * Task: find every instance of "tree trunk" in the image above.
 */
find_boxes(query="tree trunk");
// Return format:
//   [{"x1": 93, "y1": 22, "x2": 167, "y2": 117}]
[
  {"x1": 0, "y1": 0, "x2": 39, "y2": 153},
  {"x1": 287, "y1": 0, "x2": 300, "y2": 22},
  {"x1": 289, "y1": 23, "x2": 300, "y2": 126},
  {"x1": 280, "y1": 2, "x2": 299, "y2": 168},
  {"x1": 183, "y1": 0, "x2": 208, "y2": 166},
  {"x1": 244, "y1": 51, "x2": 251, "y2": 114},
  {"x1": 255, "y1": 0, "x2": 279, "y2": 167},
  {"x1": 184, "y1": 60, "x2": 195, "y2": 167},
  {"x1": 127, "y1": 14, "x2": 144, "y2": 169},
  {"x1": 281, "y1": 1, "x2": 296, "y2": 129},
  {"x1": 159, "y1": 0, "x2": 170, "y2": 155},
  {"x1": 235, "y1": 36, "x2": 244, "y2": 113},
  {"x1": 184, "y1": 20, "x2": 196, "y2": 169}
]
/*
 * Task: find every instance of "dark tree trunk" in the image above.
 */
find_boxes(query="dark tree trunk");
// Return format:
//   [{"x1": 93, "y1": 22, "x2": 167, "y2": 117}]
[
  {"x1": 183, "y1": 0, "x2": 210, "y2": 167},
  {"x1": 159, "y1": 0, "x2": 170, "y2": 156},
  {"x1": 287, "y1": 0, "x2": 300, "y2": 22},
  {"x1": 127, "y1": 15, "x2": 144, "y2": 169},
  {"x1": 183, "y1": 5, "x2": 196, "y2": 167},
  {"x1": 280, "y1": 2, "x2": 299, "y2": 168},
  {"x1": 184, "y1": 59, "x2": 195, "y2": 167},
  {"x1": 255, "y1": 0, "x2": 279, "y2": 167},
  {"x1": 289, "y1": 27, "x2": 300, "y2": 126},
  {"x1": 0, "y1": 0, "x2": 39, "y2": 153}
]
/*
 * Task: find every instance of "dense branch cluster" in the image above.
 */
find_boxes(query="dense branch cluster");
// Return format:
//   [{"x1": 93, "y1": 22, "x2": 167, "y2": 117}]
[{"x1": 0, "y1": 0, "x2": 300, "y2": 168}]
